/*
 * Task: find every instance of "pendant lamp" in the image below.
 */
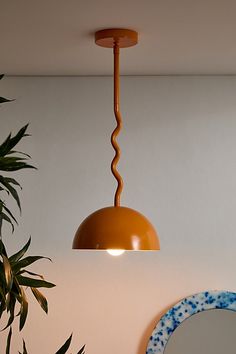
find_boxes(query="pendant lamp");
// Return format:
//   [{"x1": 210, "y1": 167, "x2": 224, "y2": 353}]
[{"x1": 72, "y1": 29, "x2": 160, "y2": 253}]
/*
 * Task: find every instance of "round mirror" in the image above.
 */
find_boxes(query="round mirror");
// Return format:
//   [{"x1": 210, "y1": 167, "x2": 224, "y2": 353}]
[
  {"x1": 146, "y1": 291, "x2": 236, "y2": 354},
  {"x1": 164, "y1": 309, "x2": 236, "y2": 354}
]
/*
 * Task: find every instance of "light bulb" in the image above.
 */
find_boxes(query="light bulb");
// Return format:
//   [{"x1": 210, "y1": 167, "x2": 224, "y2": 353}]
[{"x1": 107, "y1": 249, "x2": 125, "y2": 256}]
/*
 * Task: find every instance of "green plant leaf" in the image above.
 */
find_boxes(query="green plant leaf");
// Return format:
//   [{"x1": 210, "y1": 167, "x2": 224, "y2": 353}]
[
  {"x1": 0, "y1": 97, "x2": 13, "y2": 104},
  {"x1": 9, "y1": 238, "x2": 31, "y2": 263},
  {"x1": 19, "y1": 287, "x2": 28, "y2": 331},
  {"x1": 0, "y1": 124, "x2": 29, "y2": 157},
  {"x1": 0, "y1": 279, "x2": 7, "y2": 301},
  {"x1": 5, "y1": 292, "x2": 11, "y2": 308},
  {"x1": 0, "y1": 212, "x2": 15, "y2": 233},
  {"x1": 0, "y1": 160, "x2": 36, "y2": 171},
  {"x1": 0, "y1": 296, "x2": 7, "y2": 319},
  {"x1": 3, "y1": 177, "x2": 22, "y2": 189},
  {"x1": 77, "y1": 344, "x2": 86, "y2": 354},
  {"x1": 12, "y1": 277, "x2": 22, "y2": 303},
  {"x1": 6, "y1": 326, "x2": 12, "y2": 354},
  {"x1": 19, "y1": 270, "x2": 44, "y2": 279},
  {"x1": 0, "y1": 186, "x2": 9, "y2": 194},
  {"x1": 0, "y1": 176, "x2": 21, "y2": 211},
  {"x1": 17, "y1": 275, "x2": 55, "y2": 288},
  {"x1": 13, "y1": 255, "x2": 52, "y2": 273},
  {"x1": 31, "y1": 287, "x2": 48, "y2": 314},
  {"x1": 19, "y1": 339, "x2": 28, "y2": 354},
  {"x1": 8, "y1": 150, "x2": 31, "y2": 158},
  {"x1": 1, "y1": 294, "x2": 16, "y2": 331},
  {"x1": 55, "y1": 334, "x2": 73, "y2": 354},
  {"x1": 0, "y1": 282, "x2": 6, "y2": 303},
  {"x1": 0, "y1": 240, "x2": 8, "y2": 256},
  {"x1": 2, "y1": 255, "x2": 13, "y2": 290},
  {"x1": 0, "y1": 156, "x2": 28, "y2": 164},
  {"x1": 2, "y1": 202, "x2": 18, "y2": 225}
]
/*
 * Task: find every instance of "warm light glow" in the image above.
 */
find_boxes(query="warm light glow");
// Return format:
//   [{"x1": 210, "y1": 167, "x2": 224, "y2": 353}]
[{"x1": 107, "y1": 249, "x2": 125, "y2": 256}]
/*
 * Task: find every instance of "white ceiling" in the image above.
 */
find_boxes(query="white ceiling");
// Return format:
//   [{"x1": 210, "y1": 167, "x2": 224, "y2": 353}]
[{"x1": 1, "y1": 0, "x2": 236, "y2": 75}]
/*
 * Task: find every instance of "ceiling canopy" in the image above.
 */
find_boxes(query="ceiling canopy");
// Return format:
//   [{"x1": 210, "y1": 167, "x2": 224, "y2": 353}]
[{"x1": 1, "y1": 0, "x2": 236, "y2": 75}]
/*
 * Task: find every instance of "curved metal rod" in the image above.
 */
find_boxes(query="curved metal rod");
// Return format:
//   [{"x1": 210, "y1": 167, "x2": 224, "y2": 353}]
[{"x1": 111, "y1": 42, "x2": 123, "y2": 207}]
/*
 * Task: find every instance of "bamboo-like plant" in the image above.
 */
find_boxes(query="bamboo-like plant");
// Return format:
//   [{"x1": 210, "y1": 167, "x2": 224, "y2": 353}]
[{"x1": 0, "y1": 75, "x2": 85, "y2": 354}]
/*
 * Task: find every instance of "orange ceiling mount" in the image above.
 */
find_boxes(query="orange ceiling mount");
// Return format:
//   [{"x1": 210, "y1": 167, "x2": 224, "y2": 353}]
[
  {"x1": 95, "y1": 28, "x2": 138, "y2": 48},
  {"x1": 72, "y1": 29, "x2": 160, "y2": 253}
]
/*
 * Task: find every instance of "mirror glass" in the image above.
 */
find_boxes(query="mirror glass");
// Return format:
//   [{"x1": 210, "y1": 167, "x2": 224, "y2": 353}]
[{"x1": 164, "y1": 309, "x2": 236, "y2": 354}]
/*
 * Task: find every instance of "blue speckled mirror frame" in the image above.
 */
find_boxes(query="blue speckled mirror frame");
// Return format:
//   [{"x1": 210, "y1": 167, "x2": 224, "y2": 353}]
[{"x1": 146, "y1": 290, "x2": 236, "y2": 354}]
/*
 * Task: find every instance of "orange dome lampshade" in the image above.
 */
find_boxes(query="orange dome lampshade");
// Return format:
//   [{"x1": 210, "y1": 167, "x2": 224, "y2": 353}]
[
  {"x1": 72, "y1": 29, "x2": 160, "y2": 253},
  {"x1": 73, "y1": 206, "x2": 160, "y2": 251}
]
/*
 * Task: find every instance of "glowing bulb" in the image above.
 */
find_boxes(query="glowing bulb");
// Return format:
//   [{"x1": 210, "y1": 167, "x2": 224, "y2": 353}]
[{"x1": 107, "y1": 249, "x2": 125, "y2": 256}]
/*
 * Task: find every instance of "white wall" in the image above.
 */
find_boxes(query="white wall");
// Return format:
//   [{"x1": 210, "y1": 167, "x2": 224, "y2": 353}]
[{"x1": 1, "y1": 76, "x2": 236, "y2": 354}]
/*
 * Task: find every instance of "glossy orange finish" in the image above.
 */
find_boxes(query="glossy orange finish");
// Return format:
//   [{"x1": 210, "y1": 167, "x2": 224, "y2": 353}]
[
  {"x1": 95, "y1": 28, "x2": 138, "y2": 48},
  {"x1": 111, "y1": 43, "x2": 123, "y2": 206},
  {"x1": 72, "y1": 29, "x2": 160, "y2": 251},
  {"x1": 72, "y1": 206, "x2": 160, "y2": 250}
]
